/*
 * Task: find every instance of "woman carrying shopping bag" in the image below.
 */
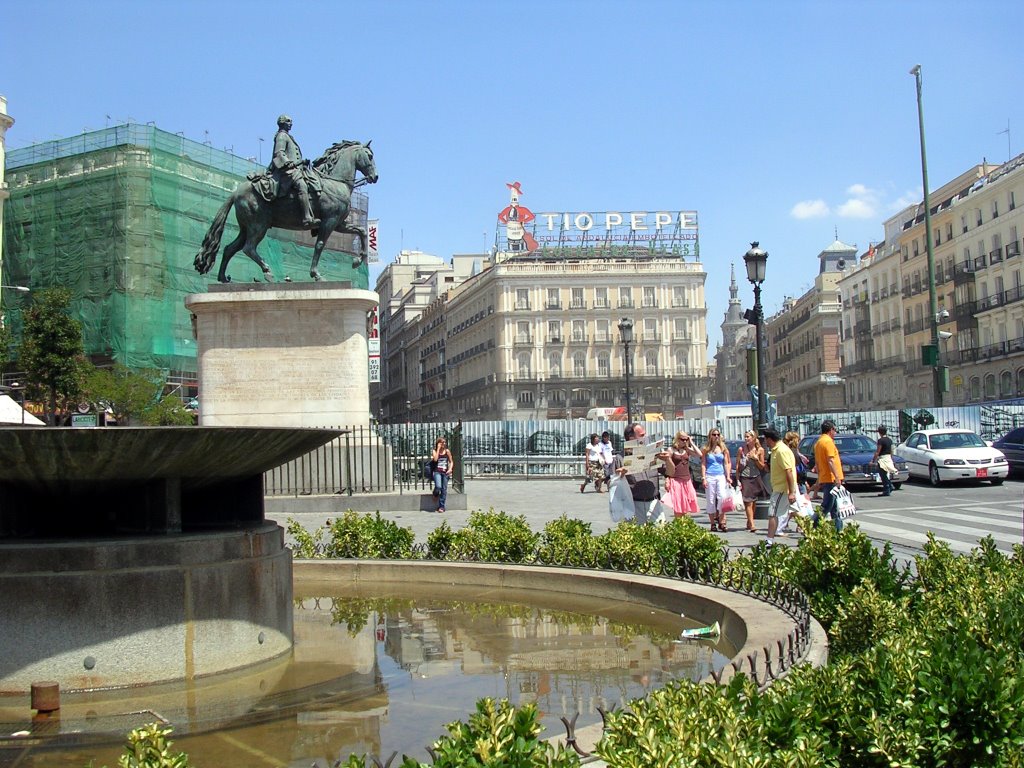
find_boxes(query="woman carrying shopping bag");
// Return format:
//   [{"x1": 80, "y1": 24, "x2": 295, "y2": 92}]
[
  {"x1": 702, "y1": 428, "x2": 732, "y2": 532},
  {"x1": 736, "y1": 430, "x2": 767, "y2": 532},
  {"x1": 658, "y1": 431, "x2": 702, "y2": 517}
]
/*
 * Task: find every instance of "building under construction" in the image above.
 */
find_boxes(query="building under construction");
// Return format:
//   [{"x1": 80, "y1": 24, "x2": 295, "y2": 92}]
[{"x1": 1, "y1": 123, "x2": 370, "y2": 395}]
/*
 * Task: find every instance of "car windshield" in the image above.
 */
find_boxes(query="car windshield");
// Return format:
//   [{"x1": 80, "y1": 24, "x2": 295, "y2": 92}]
[
  {"x1": 833, "y1": 435, "x2": 877, "y2": 453},
  {"x1": 929, "y1": 432, "x2": 986, "y2": 450}
]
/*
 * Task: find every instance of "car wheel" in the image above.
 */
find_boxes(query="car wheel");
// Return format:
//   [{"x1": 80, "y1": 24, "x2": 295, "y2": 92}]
[
  {"x1": 991, "y1": 478, "x2": 1004, "y2": 486},
  {"x1": 893, "y1": 482, "x2": 903, "y2": 490},
  {"x1": 929, "y1": 463, "x2": 942, "y2": 486}
]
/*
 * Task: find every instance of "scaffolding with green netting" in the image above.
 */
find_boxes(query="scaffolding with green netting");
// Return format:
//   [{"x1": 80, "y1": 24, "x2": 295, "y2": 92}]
[{"x1": 2, "y1": 123, "x2": 369, "y2": 389}]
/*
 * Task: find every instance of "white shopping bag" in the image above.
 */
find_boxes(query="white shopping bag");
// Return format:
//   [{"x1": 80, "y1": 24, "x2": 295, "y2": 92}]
[
  {"x1": 831, "y1": 485, "x2": 857, "y2": 519},
  {"x1": 795, "y1": 493, "x2": 815, "y2": 517},
  {"x1": 718, "y1": 487, "x2": 742, "y2": 513},
  {"x1": 607, "y1": 476, "x2": 634, "y2": 523}
]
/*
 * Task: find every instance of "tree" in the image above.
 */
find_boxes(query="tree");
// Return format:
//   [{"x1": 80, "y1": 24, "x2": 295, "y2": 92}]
[
  {"x1": 81, "y1": 364, "x2": 194, "y2": 426},
  {"x1": 18, "y1": 287, "x2": 87, "y2": 425}
]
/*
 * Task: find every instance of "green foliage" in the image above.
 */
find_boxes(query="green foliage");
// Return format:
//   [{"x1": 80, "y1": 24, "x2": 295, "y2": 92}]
[
  {"x1": 399, "y1": 698, "x2": 580, "y2": 768},
  {"x1": 286, "y1": 518, "x2": 325, "y2": 559},
  {"x1": 742, "y1": 519, "x2": 911, "y2": 631},
  {"x1": 18, "y1": 286, "x2": 87, "y2": 425},
  {"x1": 96, "y1": 723, "x2": 190, "y2": 768},
  {"x1": 593, "y1": 517, "x2": 725, "y2": 575},
  {"x1": 324, "y1": 511, "x2": 416, "y2": 559},
  {"x1": 81, "y1": 363, "x2": 192, "y2": 426},
  {"x1": 536, "y1": 515, "x2": 598, "y2": 566},
  {"x1": 431, "y1": 509, "x2": 540, "y2": 562},
  {"x1": 828, "y1": 580, "x2": 910, "y2": 657}
]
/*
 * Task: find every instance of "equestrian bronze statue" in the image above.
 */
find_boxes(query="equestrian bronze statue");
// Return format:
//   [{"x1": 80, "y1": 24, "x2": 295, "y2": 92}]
[{"x1": 194, "y1": 126, "x2": 378, "y2": 283}]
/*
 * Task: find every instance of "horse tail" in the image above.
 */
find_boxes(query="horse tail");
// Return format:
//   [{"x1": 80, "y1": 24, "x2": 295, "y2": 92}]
[{"x1": 193, "y1": 196, "x2": 234, "y2": 275}]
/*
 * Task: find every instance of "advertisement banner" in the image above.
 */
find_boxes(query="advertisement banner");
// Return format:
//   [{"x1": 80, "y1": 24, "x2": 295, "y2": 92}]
[{"x1": 367, "y1": 219, "x2": 379, "y2": 264}]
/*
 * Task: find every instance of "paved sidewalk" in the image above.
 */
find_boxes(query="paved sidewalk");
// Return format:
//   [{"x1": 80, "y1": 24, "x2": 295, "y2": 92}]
[{"x1": 275, "y1": 477, "x2": 923, "y2": 565}]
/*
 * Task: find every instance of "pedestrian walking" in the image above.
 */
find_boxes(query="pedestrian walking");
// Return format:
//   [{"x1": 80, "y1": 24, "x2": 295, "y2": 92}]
[
  {"x1": 600, "y1": 431, "x2": 616, "y2": 488},
  {"x1": 614, "y1": 422, "x2": 662, "y2": 525},
  {"x1": 872, "y1": 425, "x2": 896, "y2": 497},
  {"x1": 581, "y1": 433, "x2": 605, "y2": 493},
  {"x1": 736, "y1": 429, "x2": 767, "y2": 532},
  {"x1": 702, "y1": 427, "x2": 732, "y2": 532},
  {"x1": 431, "y1": 436, "x2": 454, "y2": 513},
  {"x1": 763, "y1": 427, "x2": 798, "y2": 546},
  {"x1": 811, "y1": 420, "x2": 845, "y2": 531},
  {"x1": 658, "y1": 431, "x2": 701, "y2": 516}
]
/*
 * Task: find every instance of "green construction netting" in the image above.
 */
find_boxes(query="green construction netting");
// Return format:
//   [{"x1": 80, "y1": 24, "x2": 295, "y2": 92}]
[{"x1": 2, "y1": 124, "x2": 369, "y2": 376}]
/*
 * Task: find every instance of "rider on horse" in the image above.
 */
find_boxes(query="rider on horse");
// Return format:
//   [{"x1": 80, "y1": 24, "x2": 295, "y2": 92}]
[{"x1": 269, "y1": 115, "x2": 319, "y2": 229}]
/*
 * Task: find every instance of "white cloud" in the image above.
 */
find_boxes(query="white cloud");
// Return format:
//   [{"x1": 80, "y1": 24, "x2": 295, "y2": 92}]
[
  {"x1": 836, "y1": 198, "x2": 878, "y2": 218},
  {"x1": 835, "y1": 183, "x2": 881, "y2": 218},
  {"x1": 790, "y1": 200, "x2": 829, "y2": 219},
  {"x1": 890, "y1": 189, "x2": 921, "y2": 211}
]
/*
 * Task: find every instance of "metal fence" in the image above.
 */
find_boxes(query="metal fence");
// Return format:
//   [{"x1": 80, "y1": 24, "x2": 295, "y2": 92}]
[{"x1": 264, "y1": 423, "x2": 463, "y2": 497}]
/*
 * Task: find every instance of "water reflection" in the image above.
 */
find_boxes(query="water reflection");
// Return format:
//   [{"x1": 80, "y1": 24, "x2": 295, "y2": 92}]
[{"x1": 4, "y1": 584, "x2": 728, "y2": 767}]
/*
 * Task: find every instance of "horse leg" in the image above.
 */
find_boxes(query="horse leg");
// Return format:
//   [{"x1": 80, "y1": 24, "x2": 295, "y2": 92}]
[
  {"x1": 242, "y1": 225, "x2": 274, "y2": 281},
  {"x1": 338, "y1": 223, "x2": 367, "y2": 268},
  {"x1": 309, "y1": 218, "x2": 338, "y2": 281},
  {"x1": 217, "y1": 229, "x2": 246, "y2": 283}
]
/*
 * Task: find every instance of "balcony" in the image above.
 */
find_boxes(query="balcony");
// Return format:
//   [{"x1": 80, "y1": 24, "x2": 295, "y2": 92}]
[
  {"x1": 569, "y1": 300, "x2": 587, "y2": 309},
  {"x1": 641, "y1": 299, "x2": 658, "y2": 308},
  {"x1": 880, "y1": 286, "x2": 889, "y2": 298},
  {"x1": 514, "y1": 334, "x2": 533, "y2": 345},
  {"x1": 977, "y1": 293, "x2": 1005, "y2": 311},
  {"x1": 958, "y1": 336, "x2": 1024, "y2": 364},
  {"x1": 672, "y1": 299, "x2": 690, "y2": 308},
  {"x1": 952, "y1": 262, "x2": 976, "y2": 286},
  {"x1": 593, "y1": 299, "x2": 609, "y2": 308},
  {"x1": 569, "y1": 333, "x2": 589, "y2": 344},
  {"x1": 548, "y1": 336, "x2": 562, "y2": 344},
  {"x1": 990, "y1": 247, "x2": 1004, "y2": 265},
  {"x1": 545, "y1": 300, "x2": 562, "y2": 310},
  {"x1": 973, "y1": 254, "x2": 989, "y2": 271},
  {"x1": 618, "y1": 298, "x2": 635, "y2": 308},
  {"x1": 641, "y1": 333, "x2": 660, "y2": 342},
  {"x1": 871, "y1": 291, "x2": 879, "y2": 302},
  {"x1": 1006, "y1": 241, "x2": 1020, "y2": 258},
  {"x1": 515, "y1": 301, "x2": 531, "y2": 310}
]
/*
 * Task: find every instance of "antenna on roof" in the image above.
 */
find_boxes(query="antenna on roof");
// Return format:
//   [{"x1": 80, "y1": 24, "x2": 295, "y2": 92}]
[
  {"x1": 997, "y1": 119, "x2": 1011, "y2": 162},
  {"x1": 834, "y1": 225, "x2": 838, "y2": 240}
]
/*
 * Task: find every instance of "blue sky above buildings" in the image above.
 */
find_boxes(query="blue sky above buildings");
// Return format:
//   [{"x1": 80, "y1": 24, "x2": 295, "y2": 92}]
[{"x1": 3, "y1": 0, "x2": 1022, "y2": 348}]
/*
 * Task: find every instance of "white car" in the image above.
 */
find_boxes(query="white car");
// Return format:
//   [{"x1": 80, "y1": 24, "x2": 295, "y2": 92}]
[{"x1": 894, "y1": 428, "x2": 1009, "y2": 486}]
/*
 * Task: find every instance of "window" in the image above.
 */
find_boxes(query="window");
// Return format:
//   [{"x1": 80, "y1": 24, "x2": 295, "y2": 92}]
[
  {"x1": 913, "y1": 239, "x2": 920, "y2": 257},
  {"x1": 597, "y1": 352, "x2": 609, "y2": 377},
  {"x1": 1017, "y1": 368, "x2": 1024, "y2": 396},
  {"x1": 961, "y1": 214, "x2": 968, "y2": 234},
  {"x1": 515, "y1": 288, "x2": 529, "y2": 310},
  {"x1": 1001, "y1": 371, "x2": 1012, "y2": 397},
  {"x1": 594, "y1": 287, "x2": 608, "y2": 308},
  {"x1": 618, "y1": 287, "x2": 633, "y2": 308},
  {"x1": 571, "y1": 320, "x2": 586, "y2": 342},
  {"x1": 546, "y1": 288, "x2": 560, "y2": 309},
  {"x1": 1011, "y1": 190, "x2": 1017, "y2": 211},
  {"x1": 516, "y1": 321, "x2": 530, "y2": 343},
  {"x1": 945, "y1": 222, "x2": 953, "y2": 241},
  {"x1": 573, "y1": 352, "x2": 586, "y2": 377},
  {"x1": 571, "y1": 287, "x2": 584, "y2": 309},
  {"x1": 673, "y1": 286, "x2": 688, "y2": 307},
  {"x1": 645, "y1": 350, "x2": 658, "y2": 375},
  {"x1": 547, "y1": 320, "x2": 561, "y2": 342},
  {"x1": 517, "y1": 353, "x2": 531, "y2": 378},
  {"x1": 643, "y1": 318, "x2": 657, "y2": 340},
  {"x1": 642, "y1": 286, "x2": 656, "y2": 307},
  {"x1": 992, "y1": 200, "x2": 1000, "y2": 219},
  {"x1": 984, "y1": 374, "x2": 996, "y2": 399},
  {"x1": 517, "y1": 390, "x2": 534, "y2": 406},
  {"x1": 977, "y1": 208, "x2": 984, "y2": 227},
  {"x1": 594, "y1": 318, "x2": 609, "y2": 342},
  {"x1": 548, "y1": 352, "x2": 561, "y2": 377},
  {"x1": 674, "y1": 318, "x2": 688, "y2": 339},
  {"x1": 933, "y1": 227, "x2": 941, "y2": 245}
]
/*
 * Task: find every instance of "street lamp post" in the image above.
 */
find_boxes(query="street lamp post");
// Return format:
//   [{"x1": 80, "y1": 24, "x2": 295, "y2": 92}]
[
  {"x1": 618, "y1": 318, "x2": 633, "y2": 422},
  {"x1": 743, "y1": 242, "x2": 769, "y2": 432},
  {"x1": 911, "y1": 64, "x2": 944, "y2": 407}
]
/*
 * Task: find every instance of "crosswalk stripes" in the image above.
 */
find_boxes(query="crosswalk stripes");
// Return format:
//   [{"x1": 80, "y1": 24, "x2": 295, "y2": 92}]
[{"x1": 851, "y1": 505, "x2": 1023, "y2": 553}]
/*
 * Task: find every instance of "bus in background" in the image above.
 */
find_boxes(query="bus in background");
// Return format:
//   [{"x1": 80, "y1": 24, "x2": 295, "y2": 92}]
[{"x1": 585, "y1": 407, "x2": 663, "y2": 422}]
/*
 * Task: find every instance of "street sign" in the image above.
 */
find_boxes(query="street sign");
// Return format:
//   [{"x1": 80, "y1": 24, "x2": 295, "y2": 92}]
[{"x1": 71, "y1": 414, "x2": 98, "y2": 428}]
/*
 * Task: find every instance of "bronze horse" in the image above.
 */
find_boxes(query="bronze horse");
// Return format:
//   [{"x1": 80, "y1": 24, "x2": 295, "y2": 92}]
[{"x1": 194, "y1": 140, "x2": 378, "y2": 282}]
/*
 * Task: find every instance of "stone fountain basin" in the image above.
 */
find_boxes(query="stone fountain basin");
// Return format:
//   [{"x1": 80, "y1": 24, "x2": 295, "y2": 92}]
[{"x1": 0, "y1": 426, "x2": 342, "y2": 492}]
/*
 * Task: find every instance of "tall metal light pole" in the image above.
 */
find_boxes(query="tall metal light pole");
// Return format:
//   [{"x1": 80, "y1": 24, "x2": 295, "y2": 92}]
[
  {"x1": 911, "y1": 64, "x2": 944, "y2": 407},
  {"x1": 618, "y1": 317, "x2": 633, "y2": 422},
  {"x1": 743, "y1": 243, "x2": 769, "y2": 432}
]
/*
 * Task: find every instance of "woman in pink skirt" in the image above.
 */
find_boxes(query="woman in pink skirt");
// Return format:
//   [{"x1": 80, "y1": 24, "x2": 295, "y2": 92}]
[{"x1": 659, "y1": 431, "x2": 701, "y2": 517}]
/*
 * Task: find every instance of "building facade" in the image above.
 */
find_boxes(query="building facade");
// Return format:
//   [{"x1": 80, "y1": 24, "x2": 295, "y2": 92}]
[
  {"x1": 714, "y1": 264, "x2": 753, "y2": 402},
  {"x1": 837, "y1": 155, "x2": 1024, "y2": 409},
  {"x1": 0, "y1": 96, "x2": 13, "y2": 295},
  {"x1": 765, "y1": 239, "x2": 851, "y2": 413},
  {"x1": 375, "y1": 250, "x2": 711, "y2": 422}
]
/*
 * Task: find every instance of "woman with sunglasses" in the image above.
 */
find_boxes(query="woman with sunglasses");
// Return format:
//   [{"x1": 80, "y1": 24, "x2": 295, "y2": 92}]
[
  {"x1": 736, "y1": 430, "x2": 767, "y2": 532},
  {"x1": 702, "y1": 428, "x2": 732, "y2": 532}
]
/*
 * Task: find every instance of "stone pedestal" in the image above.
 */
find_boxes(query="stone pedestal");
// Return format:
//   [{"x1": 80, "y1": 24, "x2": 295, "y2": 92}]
[{"x1": 186, "y1": 282, "x2": 379, "y2": 428}]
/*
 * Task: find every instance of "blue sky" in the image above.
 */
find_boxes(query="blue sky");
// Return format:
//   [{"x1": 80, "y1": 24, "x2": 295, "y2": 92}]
[{"x1": 3, "y1": 0, "x2": 1022, "y2": 348}]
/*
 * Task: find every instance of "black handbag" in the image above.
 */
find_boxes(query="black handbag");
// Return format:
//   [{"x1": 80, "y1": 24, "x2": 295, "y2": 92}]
[{"x1": 422, "y1": 459, "x2": 436, "y2": 480}]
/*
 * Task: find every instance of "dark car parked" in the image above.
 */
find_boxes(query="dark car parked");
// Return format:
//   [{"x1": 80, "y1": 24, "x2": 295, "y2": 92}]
[
  {"x1": 798, "y1": 433, "x2": 908, "y2": 489},
  {"x1": 992, "y1": 427, "x2": 1024, "y2": 474}
]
